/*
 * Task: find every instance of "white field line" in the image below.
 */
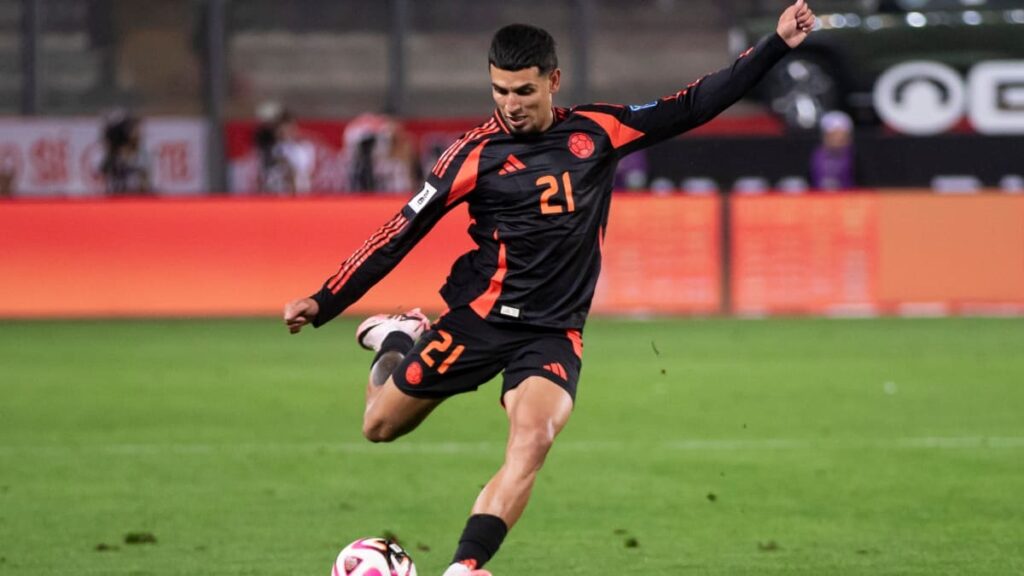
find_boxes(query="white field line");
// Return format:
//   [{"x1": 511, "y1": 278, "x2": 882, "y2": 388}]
[{"x1": 1, "y1": 436, "x2": 1023, "y2": 456}]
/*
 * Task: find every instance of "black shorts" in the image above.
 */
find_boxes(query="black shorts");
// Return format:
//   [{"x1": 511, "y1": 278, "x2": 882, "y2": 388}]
[{"x1": 391, "y1": 306, "x2": 583, "y2": 402}]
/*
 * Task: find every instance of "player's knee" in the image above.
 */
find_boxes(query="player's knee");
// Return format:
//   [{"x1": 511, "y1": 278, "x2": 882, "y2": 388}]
[
  {"x1": 362, "y1": 417, "x2": 399, "y2": 443},
  {"x1": 507, "y1": 426, "x2": 556, "y2": 471}
]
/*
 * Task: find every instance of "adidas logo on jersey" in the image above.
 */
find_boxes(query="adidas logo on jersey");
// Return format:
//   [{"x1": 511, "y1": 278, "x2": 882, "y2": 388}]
[{"x1": 498, "y1": 154, "x2": 526, "y2": 176}]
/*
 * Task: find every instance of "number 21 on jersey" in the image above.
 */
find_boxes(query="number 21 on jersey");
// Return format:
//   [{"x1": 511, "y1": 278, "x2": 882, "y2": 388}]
[{"x1": 537, "y1": 171, "x2": 575, "y2": 215}]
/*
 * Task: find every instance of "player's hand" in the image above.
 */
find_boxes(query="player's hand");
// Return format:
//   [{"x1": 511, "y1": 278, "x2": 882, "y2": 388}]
[
  {"x1": 284, "y1": 297, "x2": 319, "y2": 334},
  {"x1": 777, "y1": 0, "x2": 815, "y2": 48}
]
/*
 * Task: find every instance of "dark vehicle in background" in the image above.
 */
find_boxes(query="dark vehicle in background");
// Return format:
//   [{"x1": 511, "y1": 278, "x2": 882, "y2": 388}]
[{"x1": 730, "y1": 0, "x2": 1024, "y2": 129}]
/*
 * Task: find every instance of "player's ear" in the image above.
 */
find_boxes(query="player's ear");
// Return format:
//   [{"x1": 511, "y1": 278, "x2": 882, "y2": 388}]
[{"x1": 548, "y1": 68, "x2": 561, "y2": 95}]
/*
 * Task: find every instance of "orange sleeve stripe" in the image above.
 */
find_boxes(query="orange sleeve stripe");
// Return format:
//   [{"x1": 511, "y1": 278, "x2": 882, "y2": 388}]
[
  {"x1": 327, "y1": 213, "x2": 408, "y2": 293},
  {"x1": 329, "y1": 221, "x2": 405, "y2": 293},
  {"x1": 436, "y1": 121, "x2": 492, "y2": 176},
  {"x1": 576, "y1": 110, "x2": 645, "y2": 149},
  {"x1": 433, "y1": 134, "x2": 470, "y2": 178},
  {"x1": 493, "y1": 110, "x2": 511, "y2": 133},
  {"x1": 334, "y1": 213, "x2": 407, "y2": 281},
  {"x1": 328, "y1": 222, "x2": 404, "y2": 293},
  {"x1": 433, "y1": 119, "x2": 497, "y2": 178},
  {"x1": 327, "y1": 213, "x2": 402, "y2": 289},
  {"x1": 437, "y1": 129, "x2": 477, "y2": 175},
  {"x1": 469, "y1": 235, "x2": 507, "y2": 319},
  {"x1": 433, "y1": 136, "x2": 471, "y2": 178},
  {"x1": 432, "y1": 141, "x2": 462, "y2": 177},
  {"x1": 446, "y1": 139, "x2": 489, "y2": 207},
  {"x1": 443, "y1": 122, "x2": 497, "y2": 176}
]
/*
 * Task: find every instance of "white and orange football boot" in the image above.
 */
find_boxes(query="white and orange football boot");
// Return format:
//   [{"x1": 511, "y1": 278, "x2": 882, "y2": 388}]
[{"x1": 355, "y1": 308, "x2": 430, "y2": 352}]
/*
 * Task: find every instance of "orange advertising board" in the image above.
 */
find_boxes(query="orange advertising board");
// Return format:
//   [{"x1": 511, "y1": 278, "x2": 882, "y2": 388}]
[
  {"x1": 0, "y1": 197, "x2": 471, "y2": 317},
  {"x1": 731, "y1": 193, "x2": 1024, "y2": 315},
  {"x1": 1, "y1": 195, "x2": 722, "y2": 318},
  {"x1": 596, "y1": 195, "x2": 721, "y2": 314},
  {"x1": 11, "y1": 193, "x2": 1016, "y2": 319},
  {"x1": 732, "y1": 195, "x2": 879, "y2": 315},
  {"x1": 876, "y1": 194, "x2": 1024, "y2": 313}
]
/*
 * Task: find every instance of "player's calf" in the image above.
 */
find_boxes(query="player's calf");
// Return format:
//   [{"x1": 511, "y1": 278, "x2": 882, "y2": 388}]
[{"x1": 361, "y1": 375, "x2": 444, "y2": 443}]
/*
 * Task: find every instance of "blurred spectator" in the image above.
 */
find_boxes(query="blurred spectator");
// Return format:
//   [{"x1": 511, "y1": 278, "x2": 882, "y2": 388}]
[
  {"x1": 777, "y1": 175, "x2": 809, "y2": 194},
  {"x1": 100, "y1": 111, "x2": 151, "y2": 195},
  {"x1": 254, "y1": 102, "x2": 316, "y2": 195},
  {"x1": 649, "y1": 177, "x2": 676, "y2": 195},
  {"x1": 1000, "y1": 175, "x2": 1023, "y2": 194},
  {"x1": 613, "y1": 150, "x2": 648, "y2": 190},
  {"x1": 931, "y1": 175, "x2": 981, "y2": 194},
  {"x1": 0, "y1": 154, "x2": 14, "y2": 198},
  {"x1": 681, "y1": 177, "x2": 718, "y2": 195},
  {"x1": 809, "y1": 110, "x2": 856, "y2": 191},
  {"x1": 733, "y1": 176, "x2": 770, "y2": 195},
  {"x1": 342, "y1": 113, "x2": 418, "y2": 193}
]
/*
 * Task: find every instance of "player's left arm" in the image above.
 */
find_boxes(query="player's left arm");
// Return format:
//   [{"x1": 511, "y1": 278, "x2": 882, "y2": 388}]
[
  {"x1": 283, "y1": 182, "x2": 451, "y2": 334},
  {"x1": 614, "y1": 0, "x2": 815, "y2": 153},
  {"x1": 285, "y1": 127, "x2": 492, "y2": 333}
]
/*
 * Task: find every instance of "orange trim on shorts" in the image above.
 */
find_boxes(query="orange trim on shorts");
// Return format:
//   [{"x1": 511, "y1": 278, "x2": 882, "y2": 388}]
[
  {"x1": 566, "y1": 329, "x2": 583, "y2": 358},
  {"x1": 543, "y1": 362, "x2": 568, "y2": 380}
]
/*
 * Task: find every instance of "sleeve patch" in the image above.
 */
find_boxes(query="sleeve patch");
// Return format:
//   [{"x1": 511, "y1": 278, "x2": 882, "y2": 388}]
[
  {"x1": 407, "y1": 182, "x2": 438, "y2": 213},
  {"x1": 629, "y1": 101, "x2": 658, "y2": 111}
]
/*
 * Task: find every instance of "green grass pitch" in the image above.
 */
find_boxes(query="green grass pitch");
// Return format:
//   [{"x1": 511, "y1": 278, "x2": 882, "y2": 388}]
[{"x1": 1, "y1": 317, "x2": 1023, "y2": 575}]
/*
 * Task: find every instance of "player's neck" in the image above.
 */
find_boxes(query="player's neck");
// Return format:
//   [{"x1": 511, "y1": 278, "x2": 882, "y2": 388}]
[{"x1": 538, "y1": 108, "x2": 555, "y2": 132}]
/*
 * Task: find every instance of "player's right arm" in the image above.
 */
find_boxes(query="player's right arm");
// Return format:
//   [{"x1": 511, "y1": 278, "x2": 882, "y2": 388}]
[
  {"x1": 578, "y1": 0, "x2": 815, "y2": 156},
  {"x1": 285, "y1": 127, "x2": 492, "y2": 332}
]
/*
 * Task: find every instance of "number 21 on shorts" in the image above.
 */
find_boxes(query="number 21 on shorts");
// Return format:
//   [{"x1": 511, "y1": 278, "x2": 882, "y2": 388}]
[{"x1": 420, "y1": 330, "x2": 465, "y2": 374}]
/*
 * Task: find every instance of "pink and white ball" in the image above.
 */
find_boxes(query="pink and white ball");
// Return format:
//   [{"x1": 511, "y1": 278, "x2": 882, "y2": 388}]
[{"x1": 333, "y1": 538, "x2": 417, "y2": 576}]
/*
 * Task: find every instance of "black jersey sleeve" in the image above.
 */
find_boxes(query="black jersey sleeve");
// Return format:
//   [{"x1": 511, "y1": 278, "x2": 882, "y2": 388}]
[
  {"x1": 581, "y1": 33, "x2": 790, "y2": 156},
  {"x1": 308, "y1": 129, "x2": 494, "y2": 327}
]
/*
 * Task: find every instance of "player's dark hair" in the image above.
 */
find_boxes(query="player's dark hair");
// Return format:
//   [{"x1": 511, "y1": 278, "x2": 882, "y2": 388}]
[{"x1": 488, "y1": 24, "x2": 558, "y2": 74}]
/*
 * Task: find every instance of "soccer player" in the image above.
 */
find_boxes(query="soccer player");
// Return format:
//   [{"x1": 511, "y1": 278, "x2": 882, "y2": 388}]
[{"x1": 285, "y1": 2, "x2": 815, "y2": 574}]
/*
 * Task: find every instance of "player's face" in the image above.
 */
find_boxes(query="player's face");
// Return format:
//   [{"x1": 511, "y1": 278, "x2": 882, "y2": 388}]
[{"x1": 490, "y1": 65, "x2": 561, "y2": 134}]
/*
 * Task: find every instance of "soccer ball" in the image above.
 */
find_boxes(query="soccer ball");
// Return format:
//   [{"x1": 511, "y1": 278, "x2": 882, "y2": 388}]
[{"x1": 333, "y1": 537, "x2": 417, "y2": 576}]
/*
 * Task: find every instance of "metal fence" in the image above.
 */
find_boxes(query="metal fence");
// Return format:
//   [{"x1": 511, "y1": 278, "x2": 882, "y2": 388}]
[{"x1": 4, "y1": 0, "x2": 750, "y2": 119}]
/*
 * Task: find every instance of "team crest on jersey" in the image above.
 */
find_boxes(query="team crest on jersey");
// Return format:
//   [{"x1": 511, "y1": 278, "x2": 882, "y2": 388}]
[
  {"x1": 405, "y1": 361, "x2": 423, "y2": 385},
  {"x1": 568, "y1": 132, "x2": 595, "y2": 159}
]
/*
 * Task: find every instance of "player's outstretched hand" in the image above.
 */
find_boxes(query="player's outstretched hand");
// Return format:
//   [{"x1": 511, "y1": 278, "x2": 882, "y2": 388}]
[
  {"x1": 777, "y1": 0, "x2": 815, "y2": 48},
  {"x1": 284, "y1": 297, "x2": 319, "y2": 334}
]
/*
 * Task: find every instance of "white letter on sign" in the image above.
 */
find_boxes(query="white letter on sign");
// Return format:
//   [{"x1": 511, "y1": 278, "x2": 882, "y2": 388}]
[
  {"x1": 969, "y1": 61, "x2": 1024, "y2": 135},
  {"x1": 873, "y1": 61, "x2": 965, "y2": 136}
]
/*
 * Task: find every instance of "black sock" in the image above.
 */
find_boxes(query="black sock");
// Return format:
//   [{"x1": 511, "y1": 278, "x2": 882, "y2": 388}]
[
  {"x1": 371, "y1": 331, "x2": 415, "y2": 366},
  {"x1": 452, "y1": 514, "x2": 508, "y2": 569},
  {"x1": 369, "y1": 332, "x2": 416, "y2": 387}
]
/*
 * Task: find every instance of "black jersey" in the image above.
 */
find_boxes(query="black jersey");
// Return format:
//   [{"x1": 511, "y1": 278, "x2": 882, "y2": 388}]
[{"x1": 311, "y1": 33, "x2": 790, "y2": 330}]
